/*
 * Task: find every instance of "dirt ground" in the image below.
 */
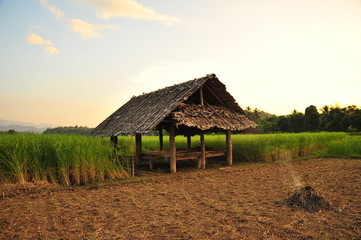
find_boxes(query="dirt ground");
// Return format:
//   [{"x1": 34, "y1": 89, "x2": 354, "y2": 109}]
[{"x1": 1, "y1": 158, "x2": 360, "y2": 240}]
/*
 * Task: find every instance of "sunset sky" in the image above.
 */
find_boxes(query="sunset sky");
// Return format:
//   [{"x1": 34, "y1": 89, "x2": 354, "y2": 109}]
[{"x1": 1, "y1": 0, "x2": 361, "y2": 127}]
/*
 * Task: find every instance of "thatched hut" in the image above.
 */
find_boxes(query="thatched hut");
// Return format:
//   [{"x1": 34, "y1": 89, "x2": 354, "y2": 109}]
[{"x1": 92, "y1": 74, "x2": 257, "y2": 172}]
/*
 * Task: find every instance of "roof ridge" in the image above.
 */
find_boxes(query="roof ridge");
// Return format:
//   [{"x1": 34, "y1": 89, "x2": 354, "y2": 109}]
[{"x1": 132, "y1": 73, "x2": 215, "y2": 98}]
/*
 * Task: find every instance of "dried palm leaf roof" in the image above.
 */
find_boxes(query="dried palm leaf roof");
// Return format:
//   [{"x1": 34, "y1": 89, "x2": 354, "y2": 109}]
[
  {"x1": 91, "y1": 74, "x2": 257, "y2": 136},
  {"x1": 173, "y1": 103, "x2": 257, "y2": 131}
]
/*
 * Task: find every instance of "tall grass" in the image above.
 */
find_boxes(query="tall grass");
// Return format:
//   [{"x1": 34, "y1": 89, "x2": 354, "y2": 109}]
[
  {"x1": 230, "y1": 132, "x2": 347, "y2": 162},
  {"x1": 0, "y1": 132, "x2": 351, "y2": 185},
  {"x1": 314, "y1": 136, "x2": 361, "y2": 158},
  {"x1": 139, "y1": 132, "x2": 348, "y2": 162},
  {"x1": 0, "y1": 134, "x2": 126, "y2": 185}
]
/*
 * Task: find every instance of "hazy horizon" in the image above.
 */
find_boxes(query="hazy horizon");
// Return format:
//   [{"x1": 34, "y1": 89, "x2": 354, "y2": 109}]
[{"x1": 1, "y1": 0, "x2": 361, "y2": 127}]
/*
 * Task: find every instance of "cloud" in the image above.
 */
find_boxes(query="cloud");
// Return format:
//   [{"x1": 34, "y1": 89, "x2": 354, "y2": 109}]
[
  {"x1": 45, "y1": 46, "x2": 59, "y2": 55},
  {"x1": 37, "y1": 1, "x2": 118, "y2": 40},
  {"x1": 78, "y1": 0, "x2": 180, "y2": 26},
  {"x1": 39, "y1": 0, "x2": 64, "y2": 20},
  {"x1": 69, "y1": 18, "x2": 118, "y2": 40},
  {"x1": 26, "y1": 33, "x2": 53, "y2": 45},
  {"x1": 26, "y1": 33, "x2": 59, "y2": 55}
]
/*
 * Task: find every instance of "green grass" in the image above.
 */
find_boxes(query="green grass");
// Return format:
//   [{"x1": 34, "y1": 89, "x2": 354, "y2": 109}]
[
  {"x1": 0, "y1": 132, "x2": 354, "y2": 185},
  {"x1": 139, "y1": 132, "x2": 348, "y2": 162},
  {"x1": 0, "y1": 134, "x2": 126, "y2": 185},
  {"x1": 314, "y1": 136, "x2": 361, "y2": 158},
  {"x1": 231, "y1": 132, "x2": 347, "y2": 162}
]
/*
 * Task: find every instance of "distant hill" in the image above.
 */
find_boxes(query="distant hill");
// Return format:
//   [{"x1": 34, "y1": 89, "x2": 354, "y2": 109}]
[
  {"x1": 0, "y1": 119, "x2": 57, "y2": 133},
  {"x1": 0, "y1": 125, "x2": 46, "y2": 133}
]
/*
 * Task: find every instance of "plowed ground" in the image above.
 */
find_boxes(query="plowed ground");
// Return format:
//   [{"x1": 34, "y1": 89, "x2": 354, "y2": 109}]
[{"x1": 1, "y1": 158, "x2": 360, "y2": 239}]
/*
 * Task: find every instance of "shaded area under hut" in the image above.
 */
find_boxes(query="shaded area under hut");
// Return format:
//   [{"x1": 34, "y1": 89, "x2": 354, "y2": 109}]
[{"x1": 91, "y1": 74, "x2": 257, "y2": 173}]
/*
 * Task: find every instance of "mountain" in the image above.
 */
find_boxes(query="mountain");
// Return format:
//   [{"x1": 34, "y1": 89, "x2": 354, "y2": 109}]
[
  {"x1": 0, "y1": 119, "x2": 57, "y2": 133},
  {"x1": 0, "y1": 119, "x2": 57, "y2": 128},
  {"x1": 0, "y1": 125, "x2": 47, "y2": 133}
]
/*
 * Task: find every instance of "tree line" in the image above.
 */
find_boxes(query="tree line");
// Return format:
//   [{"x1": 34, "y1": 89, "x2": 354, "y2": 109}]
[
  {"x1": 43, "y1": 126, "x2": 94, "y2": 135},
  {"x1": 245, "y1": 105, "x2": 361, "y2": 133},
  {"x1": 40, "y1": 105, "x2": 361, "y2": 135}
]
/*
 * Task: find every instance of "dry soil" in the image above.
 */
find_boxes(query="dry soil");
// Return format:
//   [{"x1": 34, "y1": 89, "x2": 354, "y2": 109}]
[{"x1": 0, "y1": 158, "x2": 360, "y2": 239}]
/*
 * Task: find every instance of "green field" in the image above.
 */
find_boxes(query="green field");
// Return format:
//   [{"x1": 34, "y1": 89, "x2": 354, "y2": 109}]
[
  {"x1": 314, "y1": 136, "x2": 361, "y2": 158},
  {"x1": 139, "y1": 132, "x2": 348, "y2": 162},
  {"x1": 0, "y1": 134, "x2": 126, "y2": 185},
  {"x1": 0, "y1": 132, "x2": 357, "y2": 185}
]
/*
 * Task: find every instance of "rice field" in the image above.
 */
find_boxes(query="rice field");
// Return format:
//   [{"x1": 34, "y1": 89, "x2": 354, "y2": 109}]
[
  {"x1": 314, "y1": 136, "x2": 361, "y2": 157},
  {"x1": 139, "y1": 132, "x2": 348, "y2": 162},
  {"x1": 0, "y1": 132, "x2": 353, "y2": 185},
  {"x1": 0, "y1": 134, "x2": 126, "y2": 185}
]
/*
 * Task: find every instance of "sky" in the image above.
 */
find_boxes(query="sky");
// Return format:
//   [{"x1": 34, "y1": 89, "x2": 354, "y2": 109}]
[{"x1": 1, "y1": 0, "x2": 361, "y2": 127}]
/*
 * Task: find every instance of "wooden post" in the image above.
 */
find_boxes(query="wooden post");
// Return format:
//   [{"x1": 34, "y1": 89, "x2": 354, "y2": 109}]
[
  {"x1": 187, "y1": 135, "x2": 192, "y2": 149},
  {"x1": 199, "y1": 132, "x2": 206, "y2": 169},
  {"x1": 199, "y1": 86, "x2": 204, "y2": 105},
  {"x1": 169, "y1": 123, "x2": 177, "y2": 173},
  {"x1": 135, "y1": 133, "x2": 142, "y2": 166},
  {"x1": 226, "y1": 130, "x2": 233, "y2": 166},
  {"x1": 159, "y1": 128, "x2": 164, "y2": 151},
  {"x1": 110, "y1": 135, "x2": 118, "y2": 148},
  {"x1": 199, "y1": 86, "x2": 206, "y2": 169},
  {"x1": 110, "y1": 136, "x2": 118, "y2": 154},
  {"x1": 131, "y1": 146, "x2": 135, "y2": 177}
]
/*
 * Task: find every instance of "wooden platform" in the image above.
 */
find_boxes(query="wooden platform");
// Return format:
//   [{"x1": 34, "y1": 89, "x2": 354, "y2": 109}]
[{"x1": 141, "y1": 147, "x2": 225, "y2": 169}]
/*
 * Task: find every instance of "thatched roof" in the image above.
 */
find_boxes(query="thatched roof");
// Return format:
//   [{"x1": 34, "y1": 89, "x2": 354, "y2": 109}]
[
  {"x1": 173, "y1": 103, "x2": 256, "y2": 131},
  {"x1": 91, "y1": 74, "x2": 257, "y2": 136}
]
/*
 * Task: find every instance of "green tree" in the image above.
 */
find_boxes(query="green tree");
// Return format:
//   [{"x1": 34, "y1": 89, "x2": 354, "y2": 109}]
[
  {"x1": 343, "y1": 105, "x2": 359, "y2": 114},
  {"x1": 43, "y1": 126, "x2": 94, "y2": 135},
  {"x1": 319, "y1": 105, "x2": 330, "y2": 131},
  {"x1": 288, "y1": 110, "x2": 304, "y2": 133},
  {"x1": 325, "y1": 106, "x2": 345, "y2": 131},
  {"x1": 341, "y1": 105, "x2": 361, "y2": 131},
  {"x1": 259, "y1": 115, "x2": 278, "y2": 133},
  {"x1": 276, "y1": 116, "x2": 289, "y2": 132},
  {"x1": 304, "y1": 105, "x2": 319, "y2": 132},
  {"x1": 244, "y1": 106, "x2": 261, "y2": 124}
]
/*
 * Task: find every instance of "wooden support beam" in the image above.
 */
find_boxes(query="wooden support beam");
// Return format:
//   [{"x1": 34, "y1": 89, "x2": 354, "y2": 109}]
[
  {"x1": 199, "y1": 86, "x2": 204, "y2": 105},
  {"x1": 159, "y1": 128, "x2": 164, "y2": 151},
  {"x1": 199, "y1": 86, "x2": 205, "y2": 169},
  {"x1": 135, "y1": 133, "x2": 142, "y2": 166},
  {"x1": 226, "y1": 130, "x2": 233, "y2": 166},
  {"x1": 131, "y1": 155, "x2": 135, "y2": 177},
  {"x1": 187, "y1": 135, "x2": 192, "y2": 149},
  {"x1": 169, "y1": 123, "x2": 177, "y2": 173},
  {"x1": 110, "y1": 135, "x2": 118, "y2": 148},
  {"x1": 199, "y1": 132, "x2": 206, "y2": 169},
  {"x1": 204, "y1": 84, "x2": 227, "y2": 108},
  {"x1": 110, "y1": 136, "x2": 118, "y2": 155}
]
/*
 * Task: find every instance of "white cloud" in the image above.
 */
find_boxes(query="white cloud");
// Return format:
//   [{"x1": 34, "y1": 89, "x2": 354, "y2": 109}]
[
  {"x1": 45, "y1": 46, "x2": 59, "y2": 55},
  {"x1": 78, "y1": 0, "x2": 180, "y2": 26},
  {"x1": 38, "y1": 1, "x2": 118, "y2": 41},
  {"x1": 69, "y1": 19, "x2": 118, "y2": 40},
  {"x1": 26, "y1": 33, "x2": 59, "y2": 55},
  {"x1": 26, "y1": 33, "x2": 53, "y2": 45},
  {"x1": 39, "y1": 0, "x2": 64, "y2": 20}
]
